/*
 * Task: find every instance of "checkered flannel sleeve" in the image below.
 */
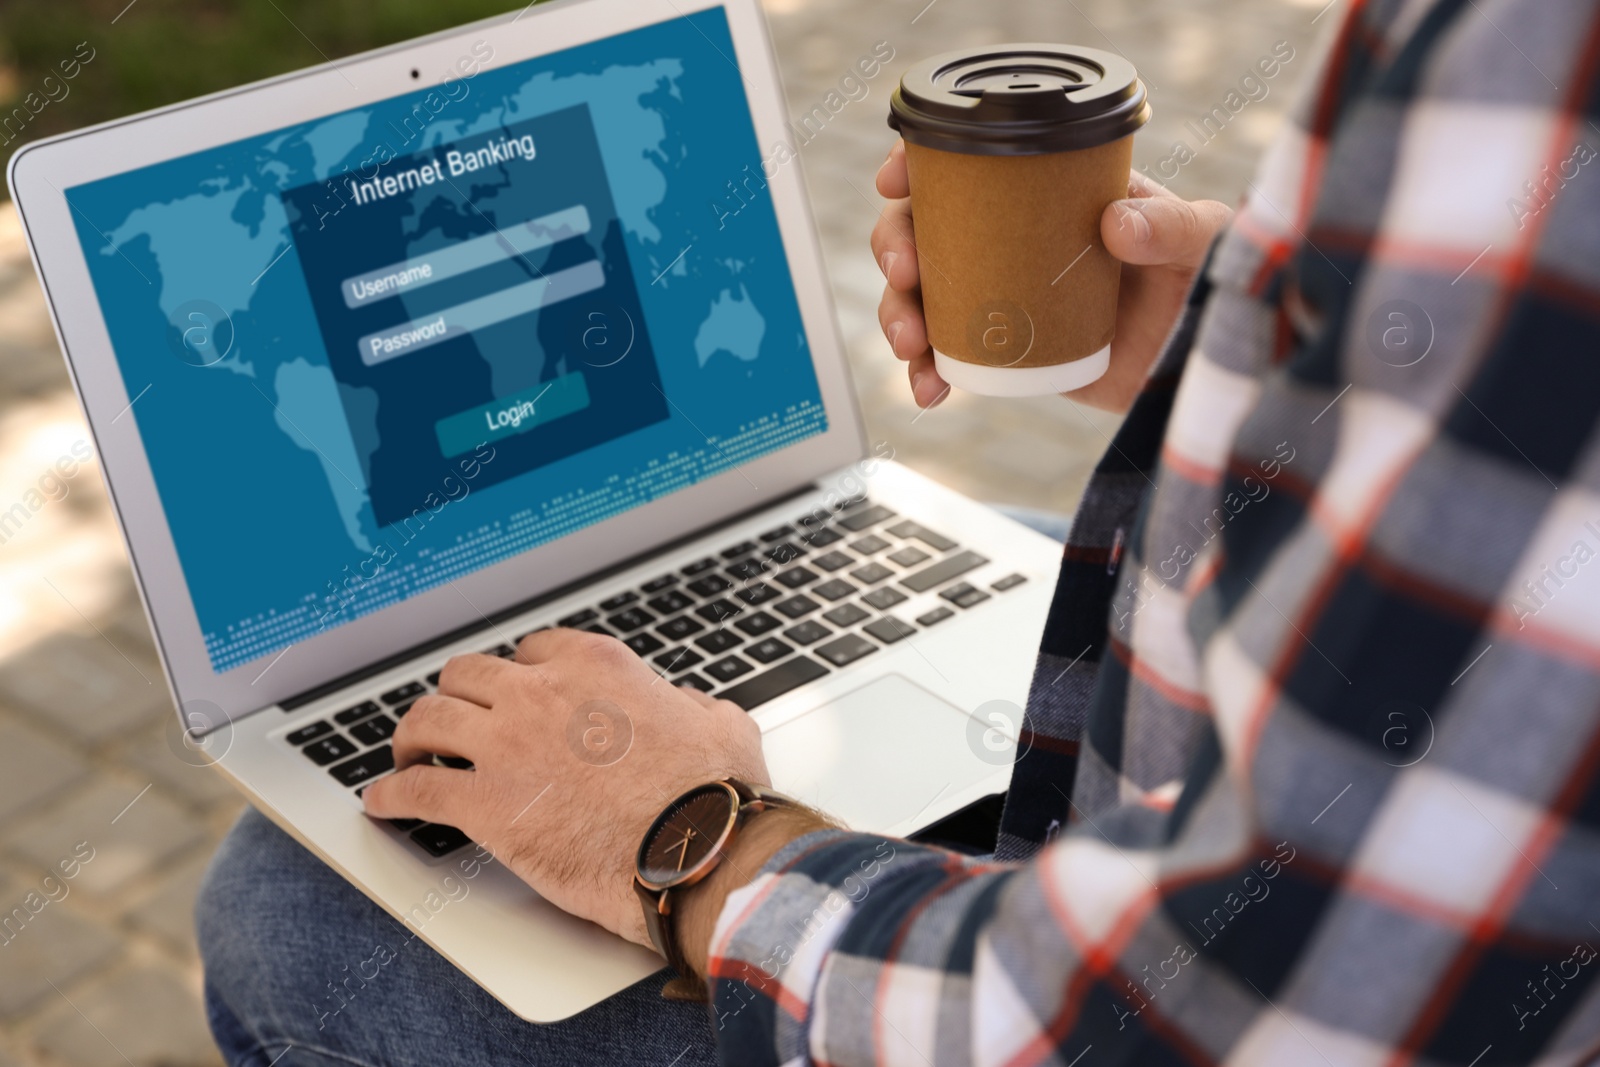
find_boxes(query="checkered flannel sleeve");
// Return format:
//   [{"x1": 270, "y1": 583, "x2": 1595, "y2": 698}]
[{"x1": 707, "y1": 1, "x2": 1600, "y2": 1063}]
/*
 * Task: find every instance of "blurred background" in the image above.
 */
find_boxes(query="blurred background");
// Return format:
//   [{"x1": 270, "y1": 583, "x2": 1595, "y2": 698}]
[{"x1": 0, "y1": 0, "x2": 1326, "y2": 1062}]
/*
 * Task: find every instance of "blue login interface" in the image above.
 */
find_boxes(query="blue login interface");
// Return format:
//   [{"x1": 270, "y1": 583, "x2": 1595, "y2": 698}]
[{"x1": 67, "y1": 9, "x2": 827, "y2": 674}]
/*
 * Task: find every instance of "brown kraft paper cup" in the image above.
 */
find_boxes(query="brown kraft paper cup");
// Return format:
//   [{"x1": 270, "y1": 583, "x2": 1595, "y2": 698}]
[{"x1": 889, "y1": 45, "x2": 1151, "y2": 397}]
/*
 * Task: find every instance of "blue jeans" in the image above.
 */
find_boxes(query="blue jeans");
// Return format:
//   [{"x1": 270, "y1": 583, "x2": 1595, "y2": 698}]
[
  {"x1": 196, "y1": 504, "x2": 1065, "y2": 1065},
  {"x1": 197, "y1": 807, "x2": 716, "y2": 1066}
]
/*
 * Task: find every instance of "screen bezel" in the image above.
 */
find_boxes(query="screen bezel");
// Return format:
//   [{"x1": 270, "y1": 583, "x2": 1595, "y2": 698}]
[{"x1": 7, "y1": 0, "x2": 868, "y2": 723}]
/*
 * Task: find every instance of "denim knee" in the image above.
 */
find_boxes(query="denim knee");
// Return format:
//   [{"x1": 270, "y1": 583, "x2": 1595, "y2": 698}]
[
  {"x1": 195, "y1": 808, "x2": 396, "y2": 1048},
  {"x1": 195, "y1": 807, "x2": 338, "y2": 995},
  {"x1": 193, "y1": 807, "x2": 718, "y2": 1067}
]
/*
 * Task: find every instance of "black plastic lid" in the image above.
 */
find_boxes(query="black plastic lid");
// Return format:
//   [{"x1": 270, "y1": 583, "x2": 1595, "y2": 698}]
[{"x1": 888, "y1": 44, "x2": 1151, "y2": 156}]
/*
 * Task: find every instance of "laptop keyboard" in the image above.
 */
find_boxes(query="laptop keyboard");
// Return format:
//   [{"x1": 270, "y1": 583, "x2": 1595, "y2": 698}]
[{"x1": 278, "y1": 497, "x2": 1028, "y2": 858}]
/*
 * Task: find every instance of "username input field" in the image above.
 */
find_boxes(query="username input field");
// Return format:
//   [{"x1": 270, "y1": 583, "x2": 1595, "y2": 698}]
[
  {"x1": 340, "y1": 204, "x2": 593, "y2": 309},
  {"x1": 356, "y1": 258, "x2": 606, "y2": 366}
]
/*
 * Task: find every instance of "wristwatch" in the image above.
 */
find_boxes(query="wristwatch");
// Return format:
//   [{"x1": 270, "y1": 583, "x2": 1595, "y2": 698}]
[{"x1": 634, "y1": 778, "x2": 793, "y2": 999}]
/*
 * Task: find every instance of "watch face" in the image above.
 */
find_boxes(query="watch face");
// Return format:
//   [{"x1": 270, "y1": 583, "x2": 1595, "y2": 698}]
[{"x1": 638, "y1": 783, "x2": 739, "y2": 889}]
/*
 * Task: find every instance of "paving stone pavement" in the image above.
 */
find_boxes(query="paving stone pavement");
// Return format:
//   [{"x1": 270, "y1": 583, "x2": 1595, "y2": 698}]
[{"x1": 0, "y1": 0, "x2": 1327, "y2": 1062}]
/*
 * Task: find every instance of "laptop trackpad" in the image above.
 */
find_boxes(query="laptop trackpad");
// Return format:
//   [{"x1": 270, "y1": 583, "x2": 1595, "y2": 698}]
[{"x1": 761, "y1": 673, "x2": 987, "y2": 834}]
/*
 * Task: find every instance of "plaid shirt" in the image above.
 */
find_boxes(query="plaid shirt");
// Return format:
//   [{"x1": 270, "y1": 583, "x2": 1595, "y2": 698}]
[{"x1": 706, "y1": 0, "x2": 1600, "y2": 1063}]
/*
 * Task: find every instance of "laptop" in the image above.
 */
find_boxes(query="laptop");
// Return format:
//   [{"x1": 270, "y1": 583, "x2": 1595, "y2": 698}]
[{"x1": 7, "y1": 0, "x2": 1060, "y2": 1022}]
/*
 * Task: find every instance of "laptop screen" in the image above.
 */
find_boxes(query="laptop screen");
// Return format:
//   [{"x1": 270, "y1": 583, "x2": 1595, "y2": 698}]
[{"x1": 65, "y1": 8, "x2": 827, "y2": 675}]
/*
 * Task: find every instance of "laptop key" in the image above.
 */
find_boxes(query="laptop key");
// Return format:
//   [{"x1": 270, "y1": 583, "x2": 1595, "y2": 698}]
[
  {"x1": 624, "y1": 632, "x2": 666, "y2": 656},
  {"x1": 658, "y1": 615, "x2": 705, "y2": 640},
  {"x1": 393, "y1": 701, "x2": 415, "y2": 719},
  {"x1": 696, "y1": 598, "x2": 742, "y2": 624},
  {"x1": 303, "y1": 735, "x2": 358, "y2": 765},
  {"x1": 888, "y1": 546, "x2": 931, "y2": 568},
  {"x1": 647, "y1": 589, "x2": 694, "y2": 615},
  {"x1": 773, "y1": 594, "x2": 821, "y2": 619},
  {"x1": 850, "y1": 563, "x2": 895, "y2": 586},
  {"x1": 916, "y1": 606, "x2": 956, "y2": 627},
  {"x1": 864, "y1": 617, "x2": 916, "y2": 645},
  {"x1": 901, "y1": 550, "x2": 989, "y2": 594},
  {"x1": 885, "y1": 520, "x2": 958, "y2": 553},
  {"x1": 720, "y1": 540, "x2": 760, "y2": 560},
  {"x1": 802, "y1": 527, "x2": 844, "y2": 547},
  {"x1": 705, "y1": 656, "x2": 754, "y2": 683},
  {"x1": 733, "y1": 611, "x2": 781, "y2": 636},
  {"x1": 760, "y1": 524, "x2": 796, "y2": 542},
  {"x1": 774, "y1": 567, "x2": 818, "y2": 589},
  {"x1": 993, "y1": 573, "x2": 1028, "y2": 592},
  {"x1": 939, "y1": 582, "x2": 992, "y2": 608},
  {"x1": 687, "y1": 574, "x2": 733, "y2": 598},
  {"x1": 719, "y1": 655, "x2": 829, "y2": 710},
  {"x1": 410, "y1": 823, "x2": 472, "y2": 857},
  {"x1": 641, "y1": 573, "x2": 679, "y2": 593},
  {"x1": 782, "y1": 620, "x2": 832, "y2": 645},
  {"x1": 765, "y1": 542, "x2": 805, "y2": 565},
  {"x1": 745, "y1": 638, "x2": 794, "y2": 665},
  {"x1": 682, "y1": 557, "x2": 719, "y2": 576},
  {"x1": 748, "y1": 639, "x2": 800, "y2": 662},
  {"x1": 813, "y1": 550, "x2": 853, "y2": 572},
  {"x1": 813, "y1": 579, "x2": 857, "y2": 601},
  {"x1": 329, "y1": 744, "x2": 393, "y2": 787},
  {"x1": 862, "y1": 587, "x2": 909, "y2": 611},
  {"x1": 837, "y1": 504, "x2": 896, "y2": 532},
  {"x1": 676, "y1": 672, "x2": 715, "y2": 693},
  {"x1": 387, "y1": 817, "x2": 425, "y2": 832},
  {"x1": 486, "y1": 644, "x2": 515, "y2": 659},
  {"x1": 426, "y1": 671, "x2": 442, "y2": 687},
  {"x1": 557, "y1": 608, "x2": 600, "y2": 628},
  {"x1": 735, "y1": 582, "x2": 782, "y2": 606},
  {"x1": 653, "y1": 647, "x2": 705, "y2": 672},
  {"x1": 606, "y1": 607, "x2": 657, "y2": 633},
  {"x1": 815, "y1": 634, "x2": 879, "y2": 667},
  {"x1": 849, "y1": 534, "x2": 892, "y2": 556},
  {"x1": 286, "y1": 720, "x2": 333, "y2": 745},
  {"x1": 381, "y1": 682, "x2": 425, "y2": 706},
  {"x1": 583, "y1": 624, "x2": 615, "y2": 638},
  {"x1": 726, "y1": 558, "x2": 770, "y2": 582},
  {"x1": 600, "y1": 591, "x2": 638, "y2": 611},
  {"x1": 349, "y1": 714, "x2": 396, "y2": 746},
  {"x1": 939, "y1": 582, "x2": 976, "y2": 602},
  {"x1": 822, "y1": 603, "x2": 871, "y2": 628},
  {"x1": 695, "y1": 630, "x2": 743, "y2": 654}
]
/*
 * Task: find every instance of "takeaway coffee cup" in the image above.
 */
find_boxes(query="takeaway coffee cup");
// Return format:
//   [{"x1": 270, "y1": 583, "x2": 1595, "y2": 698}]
[{"x1": 888, "y1": 45, "x2": 1151, "y2": 396}]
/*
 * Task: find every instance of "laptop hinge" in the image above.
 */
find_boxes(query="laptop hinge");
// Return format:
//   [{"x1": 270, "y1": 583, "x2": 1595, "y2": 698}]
[{"x1": 279, "y1": 482, "x2": 817, "y2": 710}]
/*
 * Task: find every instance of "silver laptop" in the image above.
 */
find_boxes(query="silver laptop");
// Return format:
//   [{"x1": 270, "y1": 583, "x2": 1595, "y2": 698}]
[{"x1": 7, "y1": 0, "x2": 1059, "y2": 1022}]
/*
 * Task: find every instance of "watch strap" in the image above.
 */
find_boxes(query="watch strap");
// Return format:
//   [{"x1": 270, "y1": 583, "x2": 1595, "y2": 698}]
[{"x1": 636, "y1": 778, "x2": 795, "y2": 999}]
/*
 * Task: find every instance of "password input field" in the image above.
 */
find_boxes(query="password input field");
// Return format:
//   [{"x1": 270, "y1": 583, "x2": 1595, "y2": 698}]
[
  {"x1": 356, "y1": 258, "x2": 606, "y2": 366},
  {"x1": 340, "y1": 204, "x2": 592, "y2": 309}
]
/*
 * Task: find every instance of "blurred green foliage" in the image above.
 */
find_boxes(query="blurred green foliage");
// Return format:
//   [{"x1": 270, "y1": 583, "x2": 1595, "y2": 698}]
[{"x1": 0, "y1": 0, "x2": 541, "y2": 195}]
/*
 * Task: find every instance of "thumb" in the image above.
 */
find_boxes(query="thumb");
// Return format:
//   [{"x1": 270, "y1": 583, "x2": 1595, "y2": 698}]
[{"x1": 1101, "y1": 194, "x2": 1232, "y2": 269}]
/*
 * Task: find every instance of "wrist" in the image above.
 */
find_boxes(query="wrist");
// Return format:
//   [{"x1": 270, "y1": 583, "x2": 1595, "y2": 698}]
[{"x1": 675, "y1": 803, "x2": 833, "y2": 981}]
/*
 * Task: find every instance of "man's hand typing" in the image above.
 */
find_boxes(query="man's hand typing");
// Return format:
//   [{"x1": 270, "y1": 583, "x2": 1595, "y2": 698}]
[{"x1": 361, "y1": 628, "x2": 801, "y2": 956}]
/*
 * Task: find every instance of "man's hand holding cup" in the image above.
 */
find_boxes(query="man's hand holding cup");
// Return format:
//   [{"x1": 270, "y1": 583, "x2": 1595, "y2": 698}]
[{"x1": 873, "y1": 46, "x2": 1233, "y2": 413}]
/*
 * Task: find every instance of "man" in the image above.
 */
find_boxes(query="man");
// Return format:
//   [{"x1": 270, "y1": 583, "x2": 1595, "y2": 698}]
[{"x1": 198, "y1": 0, "x2": 1600, "y2": 1063}]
